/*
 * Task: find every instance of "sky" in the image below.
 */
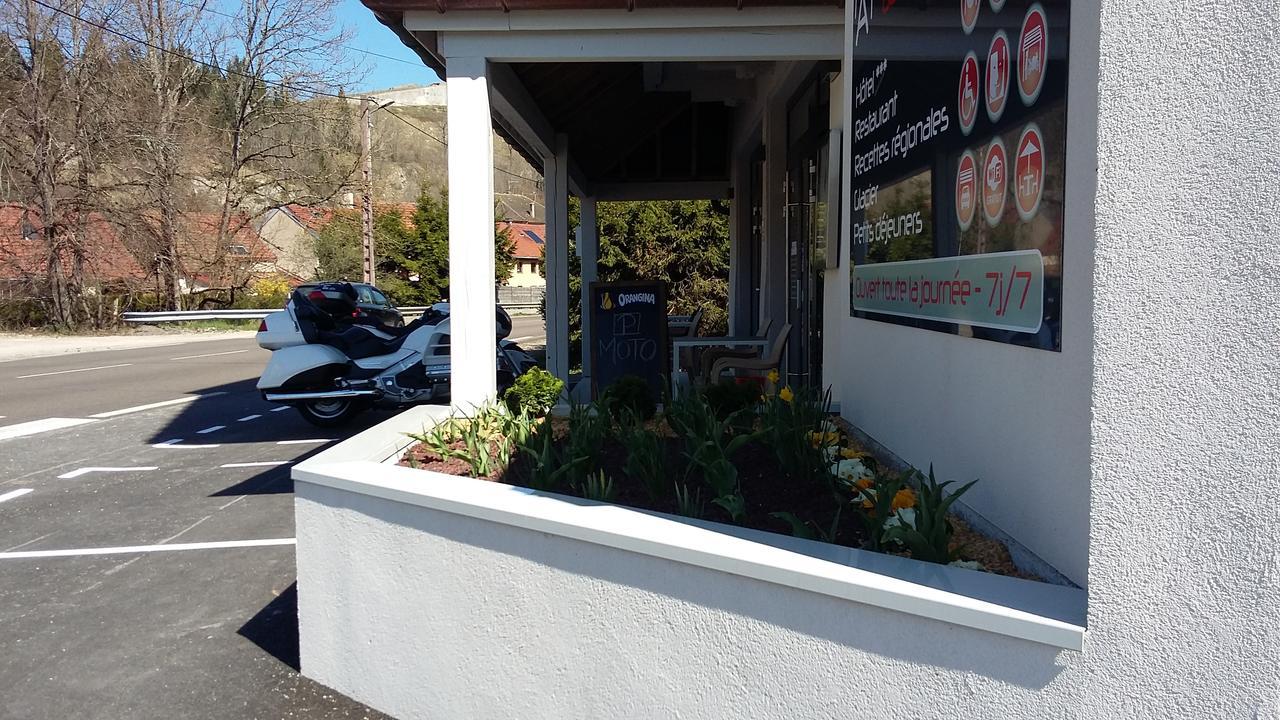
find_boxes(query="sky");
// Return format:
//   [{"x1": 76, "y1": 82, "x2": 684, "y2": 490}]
[{"x1": 336, "y1": 0, "x2": 441, "y2": 92}]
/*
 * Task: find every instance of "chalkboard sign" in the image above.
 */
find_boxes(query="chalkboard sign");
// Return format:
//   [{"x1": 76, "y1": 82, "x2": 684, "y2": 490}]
[{"x1": 589, "y1": 280, "x2": 668, "y2": 401}]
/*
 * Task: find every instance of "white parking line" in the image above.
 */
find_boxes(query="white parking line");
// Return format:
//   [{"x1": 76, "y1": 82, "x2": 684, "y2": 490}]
[
  {"x1": 16, "y1": 363, "x2": 131, "y2": 379},
  {"x1": 270, "y1": 406, "x2": 291, "y2": 412},
  {"x1": 0, "y1": 418, "x2": 98, "y2": 441},
  {"x1": 237, "y1": 414, "x2": 261, "y2": 422},
  {"x1": 196, "y1": 425, "x2": 226, "y2": 434},
  {"x1": 57, "y1": 466, "x2": 158, "y2": 479},
  {"x1": 152, "y1": 438, "x2": 221, "y2": 449},
  {"x1": 0, "y1": 488, "x2": 34, "y2": 504},
  {"x1": 220, "y1": 461, "x2": 289, "y2": 468},
  {"x1": 89, "y1": 393, "x2": 226, "y2": 419},
  {"x1": 0, "y1": 537, "x2": 297, "y2": 560},
  {"x1": 170, "y1": 349, "x2": 250, "y2": 360},
  {"x1": 276, "y1": 439, "x2": 333, "y2": 445}
]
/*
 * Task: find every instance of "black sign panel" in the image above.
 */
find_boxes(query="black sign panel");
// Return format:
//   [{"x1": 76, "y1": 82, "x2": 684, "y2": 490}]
[
  {"x1": 589, "y1": 281, "x2": 668, "y2": 400},
  {"x1": 848, "y1": 0, "x2": 1070, "y2": 351}
]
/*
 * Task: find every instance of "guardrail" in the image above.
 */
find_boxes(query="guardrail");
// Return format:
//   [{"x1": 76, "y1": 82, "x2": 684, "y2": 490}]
[{"x1": 121, "y1": 303, "x2": 539, "y2": 323}]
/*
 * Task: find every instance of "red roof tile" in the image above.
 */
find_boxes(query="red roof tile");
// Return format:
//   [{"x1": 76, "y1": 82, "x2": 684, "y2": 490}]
[
  {"x1": 0, "y1": 204, "x2": 146, "y2": 284},
  {"x1": 497, "y1": 221, "x2": 545, "y2": 259}
]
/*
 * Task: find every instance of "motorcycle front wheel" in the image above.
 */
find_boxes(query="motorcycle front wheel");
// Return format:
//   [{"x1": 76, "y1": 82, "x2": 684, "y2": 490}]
[{"x1": 296, "y1": 397, "x2": 364, "y2": 427}]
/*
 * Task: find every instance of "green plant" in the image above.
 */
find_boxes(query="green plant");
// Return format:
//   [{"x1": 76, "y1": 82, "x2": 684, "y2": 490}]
[
  {"x1": 711, "y1": 493, "x2": 746, "y2": 523},
  {"x1": 846, "y1": 468, "x2": 912, "y2": 553},
  {"x1": 668, "y1": 393, "x2": 763, "y2": 519},
  {"x1": 601, "y1": 374, "x2": 656, "y2": 424},
  {"x1": 759, "y1": 384, "x2": 837, "y2": 487},
  {"x1": 451, "y1": 413, "x2": 497, "y2": 478},
  {"x1": 519, "y1": 423, "x2": 587, "y2": 492},
  {"x1": 616, "y1": 409, "x2": 669, "y2": 501},
  {"x1": 504, "y1": 367, "x2": 564, "y2": 417},
  {"x1": 770, "y1": 507, "x2": 843, "y2": 543},
  {"x1": 566, "y1": 400, "x2": 609, "y2": 482},
  {"x1": 495, "y1": 408, "x2": 536, "y2": 469},
  {"x1": 580, "y1": 470, "x2": 616, "y2": 502},
  {"x1": 674, "y1": 482, "x2": 705, "y2": 519},
  {"x1": 880, "y1": 465, "x2": 979, "y2": 564}
]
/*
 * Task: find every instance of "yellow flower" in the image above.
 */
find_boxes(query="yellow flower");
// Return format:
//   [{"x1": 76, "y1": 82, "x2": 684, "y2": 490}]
[
  {"x1": 860, "y1": 498, "x2": 875, "y2": 511},
  {"x1": 891, "y1": 488, "x2": 917, "y2": 511},
  {"x1": 779, "y1": 386, "x2": 794, "y2": 404},
  {"x1": 840, "y1": 447, "x2": 867, "y2": 460},
  {"x1": 767, "y1": 369, "x2": 780, "y2": 384},
  {"x1": 854, "y1": 477, "x2": 874, "y2": 491}
]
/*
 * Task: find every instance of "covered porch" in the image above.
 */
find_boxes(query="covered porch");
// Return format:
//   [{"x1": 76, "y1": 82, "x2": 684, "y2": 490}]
[{"x1": 365, "y1": 3, "x2": 846, "y2": 404}]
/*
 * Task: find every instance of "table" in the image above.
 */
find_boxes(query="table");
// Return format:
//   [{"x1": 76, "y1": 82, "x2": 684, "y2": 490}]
[{"x1": 669, "y1": 336, "x2": 769, "y2": 398}]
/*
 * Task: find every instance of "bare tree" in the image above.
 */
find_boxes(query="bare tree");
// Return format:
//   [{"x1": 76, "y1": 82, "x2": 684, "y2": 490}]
[
  {"x1": 124, "y1": 0, "x2": 207, "y2": 310},
  {"x1": 0, "y1": 0, "x2": 125, "y2": 327},
  {"x1": 202, "y1": 0, "x2": 362, "y2": 284}
]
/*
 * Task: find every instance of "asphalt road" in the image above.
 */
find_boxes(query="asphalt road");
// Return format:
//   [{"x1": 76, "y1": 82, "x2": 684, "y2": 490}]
[{"x1": 0, "y1": 318, "x2": 543, "y2": 720}]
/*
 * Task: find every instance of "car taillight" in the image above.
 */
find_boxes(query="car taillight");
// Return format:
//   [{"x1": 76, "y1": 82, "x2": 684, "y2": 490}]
[
  {"x1": 258, "y1": 319, "x2": 267, "y2": 332},
  {"x1": 352, "y1": 311, "x2": 360, "y2": 317}
]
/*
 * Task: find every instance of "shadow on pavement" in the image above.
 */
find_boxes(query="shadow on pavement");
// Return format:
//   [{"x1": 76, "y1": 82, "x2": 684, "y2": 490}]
[
  {"x1": 238, "y1": 581, "x2": 300, "y2": 671},
  {"x1": 145, "y1": 377, "x2": 403, "y2": 446}
]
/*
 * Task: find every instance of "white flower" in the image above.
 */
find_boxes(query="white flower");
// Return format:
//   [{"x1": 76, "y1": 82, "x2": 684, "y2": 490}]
[
  {"x1": 884, "y1": 507, "x2": 917, "y2": 531},
  {"x1": 830, "y1": 458, "x2": 870, "y2": 481},
  {"x1": 948, "y1": 560, "x2": 986, "y2": 571}
]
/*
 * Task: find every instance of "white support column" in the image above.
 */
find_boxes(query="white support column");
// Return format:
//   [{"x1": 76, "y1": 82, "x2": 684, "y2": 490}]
[
  {"x1": 728, "y1": 151, "x2": 750, "y2": 336},
  {"x1": 543, "y1": 135, "x2": 571, "y2": 385},
  {"x1": 577, "y1": 196, "x2": 599, "y2": 383},
  {"x1": 761, "y1": 100, "x2": 789, "y2": 333},
  {"x1": 446, "y1": 56, "x2": 497, "y2": 409}
]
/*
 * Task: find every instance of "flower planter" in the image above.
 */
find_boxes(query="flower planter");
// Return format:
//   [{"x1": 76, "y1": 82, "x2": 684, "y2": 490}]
[{"x1": 292, "y1": 405, "x2": 1085, "y2": 720}]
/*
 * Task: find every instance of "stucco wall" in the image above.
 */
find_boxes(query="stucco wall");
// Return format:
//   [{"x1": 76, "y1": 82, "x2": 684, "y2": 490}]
[{"x1": 258, "y1": 211, "x2": 319, "y2": 281}]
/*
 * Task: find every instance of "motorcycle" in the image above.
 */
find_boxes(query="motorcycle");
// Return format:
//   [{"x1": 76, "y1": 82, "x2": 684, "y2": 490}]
[{"x1": 256, "y1": 283, "x2": 537, "y2": 427}]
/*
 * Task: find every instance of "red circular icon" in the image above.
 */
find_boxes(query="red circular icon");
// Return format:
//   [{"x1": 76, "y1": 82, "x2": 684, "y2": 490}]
[
  {"x1": 1018, "y1": 3, "x2": 1048, "y2": 106},
  {"x1": 982, "y1": 137, "x2": 1007, "y2": 227},
  {"x1": 956, "y1": 150, "x2": 978, "y2": 231},
  {"x1": 961, "y1": 0, "x2": 979, "y2": 34},
  {"x1": 958, "y1": 52, "x2": 980, "y2": 136},
  {"x1": 985, "y1": 30, "x2": 1010, "y2": 123},
  {"x1": 1014, "y1": 124, "x2": 1045, "y2": 221}
]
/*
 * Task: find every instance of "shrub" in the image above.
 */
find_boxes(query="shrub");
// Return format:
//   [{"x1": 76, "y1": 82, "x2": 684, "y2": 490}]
[
  {"x1": 701, "y1": 380, "x2": 762, "y2": 432},
  {"x1": 600, "y1": 374, "x2": 656, "y2": 424},
  {"x1": 504, "y1": 367, "x2": 564, "y2": 417}
]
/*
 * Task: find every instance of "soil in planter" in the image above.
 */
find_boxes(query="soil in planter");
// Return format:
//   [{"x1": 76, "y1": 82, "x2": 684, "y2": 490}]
[
  {"x1": 400, "y1": 418, "x2": 1038, "y2": 580},
  {"x1": 406, "y1": 422, "x2": 870, "y2": 555}
]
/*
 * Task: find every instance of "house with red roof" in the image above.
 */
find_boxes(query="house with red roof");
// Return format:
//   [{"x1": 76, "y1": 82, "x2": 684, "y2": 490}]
[
  {"x1": 0, "y1": 204, "x2": 147, "y2": 296},
  {"x1": 497, "y1": 220, "x2": 546, "y2": 288}
]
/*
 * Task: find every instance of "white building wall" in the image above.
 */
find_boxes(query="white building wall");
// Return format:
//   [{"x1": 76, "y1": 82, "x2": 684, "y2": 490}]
[{"x1": 826, "y1": 6, "x2": 1098, "y2": 584}]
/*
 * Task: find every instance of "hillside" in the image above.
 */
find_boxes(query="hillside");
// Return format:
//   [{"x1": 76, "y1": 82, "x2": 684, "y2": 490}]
[{"x1": 371, "y1": 103, "x2": 545, "y2": 222}]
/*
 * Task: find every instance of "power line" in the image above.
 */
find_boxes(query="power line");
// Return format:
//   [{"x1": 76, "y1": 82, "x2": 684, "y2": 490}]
[
  {"x1": 166, "y1": 0, "x2": 424, "y2": 68},
  {"x1": 381, "y1": 108, "x2": 543, "y2": 186}
]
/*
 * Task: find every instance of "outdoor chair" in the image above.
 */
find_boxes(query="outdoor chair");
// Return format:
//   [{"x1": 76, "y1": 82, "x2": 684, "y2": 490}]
[
  {"x1": 668, "y1": 307, "x2": 703, "y2": 339},
  {"x1": 709, "y1": 323, "x2": 790, "y2": 383},
  {"x1": 698, "y1": 318, "x2": 774, "y2": 386}
]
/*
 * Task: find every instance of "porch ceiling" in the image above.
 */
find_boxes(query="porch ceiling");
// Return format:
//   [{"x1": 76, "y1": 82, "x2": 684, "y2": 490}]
[{"x1": 506, "y1": 62, "x2": 732, "y2": 186}]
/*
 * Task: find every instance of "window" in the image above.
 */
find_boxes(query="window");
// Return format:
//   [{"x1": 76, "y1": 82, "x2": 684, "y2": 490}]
[
  {"x1": 356, "y1": 285, "x2": 374, "y2": 304},
  {"x1": 370, "y1": 288, "x2": 390, "y2": 306},
  {"x1": 228, "y1": 244, "x2": 249, "y2": 255}
]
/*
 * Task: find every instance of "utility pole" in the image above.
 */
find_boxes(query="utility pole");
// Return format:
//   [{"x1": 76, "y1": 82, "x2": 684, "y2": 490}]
[{"x1": 360, "y1": 97, "x2": 375, "y2": 285}]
